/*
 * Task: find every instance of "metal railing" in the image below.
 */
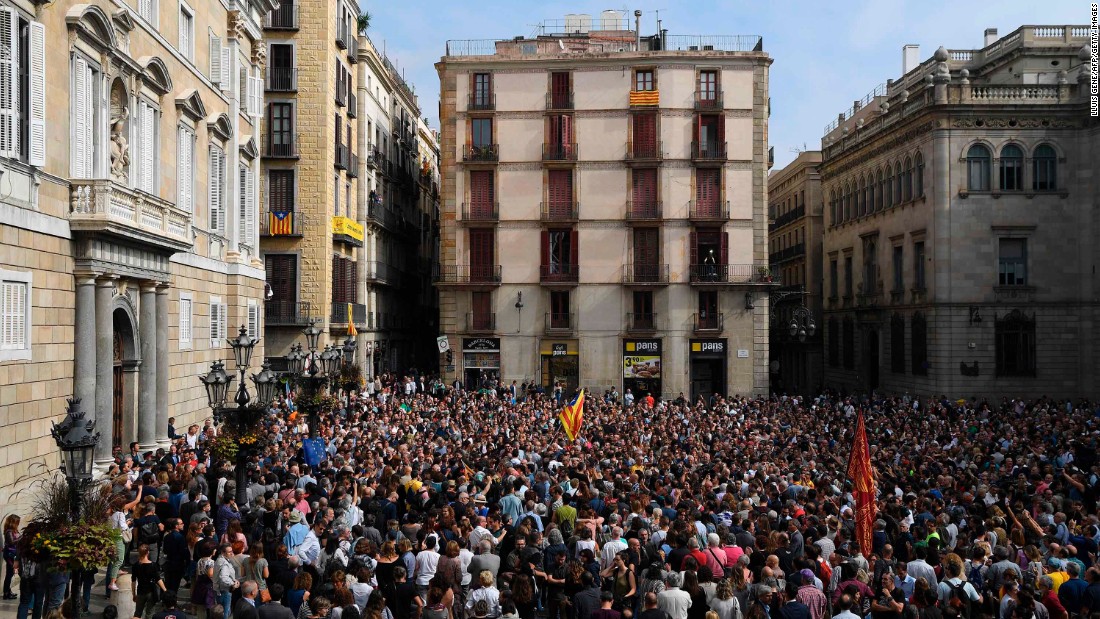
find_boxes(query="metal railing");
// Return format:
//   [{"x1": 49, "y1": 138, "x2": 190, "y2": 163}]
[
  {"x1": 363, "y1": 261, "x2": 395, "y2": 285},
  {"x1": 689, "y1": 263, "x2": 757, "y2": 284},
  {"x1": 693, "y1": 312, "x2": 725, "y2": 333},
  {"x1": 625, "y1": 200, "x2": 662, "y2": 220},
  {"x1": 435, "y1": 264, "x2": 502, "y2": 285},
  {"x1": 264, "y1": 134, "x2": 298, "y2": 158},
  {"x1": 626, "y1": 140, "x2": 662, "y2": 161},
  {"x1": 542, "y1": 143, "x2": 578, "y2": 161},
  {"x1": 546, "y1": 91, "x2": 574, "y2": 110},
  {"x1": 540, "y1": 264, "x2": 579, "y2": 284},
  {"x1": 663, "y1": 35, "x2": 762, "y2": 52},
  {"x1": 545, "y1": 312, "x2": 574, "y2": 332},
  {"x1": 259, "y1": 209, "x2": 304, "y2": 236},
  {"x1": 335, "y1": 144, "x2": 349, "y2": 170},
  {"x1": 769, "y1": 204, "x2": 805, "y2": 230},
  {"x1": 265, "y1": 67, "x2": 297, "y2": 92},
  {"x1": 468, "y1": 92, "x2": 495, "y2": 111},
  {"x1": 623, "y1": 264, "x2": 669, "y2": 285},
  {"x1": 264, "y1": 3, "x2": 298, "y2": 29},
  {"x1": 769, "y1": 243, "x2": 805, "y2": 264},
  {"x1": 463, "y1": 144, "x2": 499, "y2": 162},
  {"x1": 461, "y1": 202, "x2": 499, "y2": 222},
  {"x1": 540, "y1": 201, "x2": 579, "y2": 221},
  {"x1": 688, "y1": 200, "x2": 729, "y2": 220},
  {"x1": 626, "y1": 312, "x2": 658, "y2": 332},
  {"x1": 691, "y1": 141, "x2": 727, "y2": 160},
  {"x1": 466, "y1": 312, "x2": 496, "y2": 333},
  {"x1": 347, "y1": 92, "x2": 358, "y2": 118},
  {"x1": 330, "y1": 302, "x2": 366, "y2": 325},
  {"x1": 694, "y1": 91, "x2": 724, "y2": 110},
  {"x1": 264, "y1": 300, "x2": 311, "y2": 326},
  {"x1": 346, "y1": 153, "x2": 359, "y2": 178},
  {"x1": 823, "y1": 82, "x2": 888, "y2": 135}
]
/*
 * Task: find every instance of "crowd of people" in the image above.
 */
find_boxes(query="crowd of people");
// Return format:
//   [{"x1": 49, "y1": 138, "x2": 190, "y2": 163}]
[{"x1": 3, "y1": 373, "x2": 1100, "y2": 619}]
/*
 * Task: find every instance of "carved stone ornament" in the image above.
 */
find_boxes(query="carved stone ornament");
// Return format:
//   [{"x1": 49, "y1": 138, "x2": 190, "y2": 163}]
[{"x1": 109, "y1": 81, "x2": 130, "y2": 182}]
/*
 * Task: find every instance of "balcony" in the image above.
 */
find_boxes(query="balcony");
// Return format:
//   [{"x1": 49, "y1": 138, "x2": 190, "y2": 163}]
[
  {"x1": 347, "y1": 35, "x2": 359, "y2": 61},
  {"x1": 694, "y1": 91, "x2": 724, "y2": 110},
  {"x1": 545, "y1": 312, "x2": 575, "y2": 334},
  {"x1": 689, "y1": 263, "x2": 769, "y2": 285},
  {"x1": 335, "y1": 144, "x2": 349, "y2": 170},
  {"x1": 331, "y1": 215, "x2": 363, "y2": 247},
  {"x1": 335, "y1": 23, "x2": 348, "y2": 49},
  {"x1": 265, "y1": 67, "x2": 297, "y2": 92},
  {"x1": 347, "y1": 92, "x2": 358, "y2": 118},
  {"x1": 693, "y1": 312, "x2": 725, "y2": 333},
  {"x1": 769, "y1": 204, "x2": 805, "y2": 231},
  {"x1": 626, "y1": 312, "x2": 659, "y2": 333},
  {"x1": 542, "y1": 143, "x2": 578, "y2": 162},
  {"x1": 691, "y1": 141, "x2": 727, "y2": 162},
  {"x1": 688, "y1": 200, "x2": 729, "y2": 221},
  {"x1": 546, "y1": 91, "x2": 574, "y2": 110},
  {"x1": 540, "y1": 264, "x2": 579, "y2": 285},
  {"x1": 463, "y1": 144, "x2": 499, "y2": 163},
  {"x1": 629, "y1": 90, "x2": 659, "y2": 107},
  {"x1": 347, "y1": 153, "x2": 359, "y2": 178},
  {"x1": 69, "y1": 179, "x2": 192, "y2": 254},
  {"x1": 435, "y1": 264, "x2": 502, "y2": 286},
  {"x1": 264, "y1": 134, "x2": 299, "y2": 159},
  {"x1": 367, "y1": 148, "x2": 382, "y2": 169},
  {"x1": 264, "y1": 300, "x2": 311, "y2": 326},
  {"x1": 364, "y1": 261, "x2": 396, "y2": 286},
  {"x1": 622, "y1": 264, "x2": 669, "y2": 286},
  {"x1": 625, "y1": 200, "x2": 662, "y2": 221},
  {"x1": 625, "y1": 140, "x2": 662, "y2": 163},
  {"x1": 769, "y1": 242, "x2": 805, "y2": 265},
  {"x1": 330, "y1": 302, "x2": 366, "y2": 326},
  {"x1": 460, "y1": 202, "x2": 499, "y2": 223},
  {"x1": 336, "y1": 87, "x2": 347, "y2": 108},
  {"x1": 466, "y1": 312, "x2": 496, "y2": 333},
  {"x1": 264, "y1": 3, "x2": 298, "y2": 29},
  {"x1": 468, "y1": 92, "x2": 495, "y2": 111},
  {"x1": 260, "y1": 209, "x2": 305, "y2": 237},
  {"x1": 540, "y1": 201, "x2": 579, "y2": 222}
]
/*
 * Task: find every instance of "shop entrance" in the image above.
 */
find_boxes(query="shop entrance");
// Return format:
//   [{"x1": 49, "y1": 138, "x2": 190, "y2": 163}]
[{"x1": 689, "y1": 338, "x2": 727, "y2": 403}]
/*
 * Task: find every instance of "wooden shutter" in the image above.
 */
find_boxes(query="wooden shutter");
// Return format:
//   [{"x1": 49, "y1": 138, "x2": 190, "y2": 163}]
[
  {"x1": 539, "y1": 230, "x2": 549, "y2": 270},
  {"x1": 689, "y1": 231, "x2": 698, "y2": 266},
  {"x1": 239, "y1": 164, "x2": 248, "y2": 239},
  {"x1": 470, "y1": 229, "x2": 494, "y2": 278},
  {"x1": 350, "y1": 260, "x2": 358, "y2": 303},
  {"x1": 270, "y1": 170, "x2": 293, "y2": 213},
  {"x1": 569, "y1": 229, "x2": 579, "y2": 270},
  {"x1": 209, "y1": 35, "x2": 222, "y2": 85},
  {"x1": 551, "y1": 72, "x2": 569, "y2": 107},
  {"x1": 632, "y1": 168, "x2": 656, "y2": 206},
  {"x1": 245, "y1": 166, "x2": 256, "y2": 241},
  {"x1": 331, "y1": 255, "x2": 342, "y2": 303},
  {"x1": 633, "y1": 228, "x2": 658, "y2": 267},
  {"x1": 1, "y1": 280, "x2": 26, "y2": 349},
  {"x1": 71, "y1": 57, "x2": 88, "y2": 176},
  {"x1": 632, "y1": 113, "x2": 656, "y2": 154},
  {"x1": 266, "y1": 255, "x2": 297, "y2": 301},
  {"x1": 141, "y1": 103, "x2": 154, "y2": 192},
  {"x1": 209, "y1": 146, "x2": 222, "y2": 231},
  {"x1": 250, "y1": 74, "x2": 263, "y2": 117},
  {"x1": 209, "y1": 300, "x2": 222, "y2": 345},
  {"x1": 473, "y1": 291, "x2": 491, "y2": 317},
  {"x1": 179, "y1": 297, "x2": 192, "y2": 346},
  {"x1": 470, "y1": 170, "x2": 493, "y2": 214},
  {"x1": 247, "y1": 301, "x2": 259, "y2": 339},
  {"x1": 697, "y1": 169, "x2": 720, "y2": 213},
  {"x1": 27, "y1": 21, "x2": 45, "y2": 167},
  {"x1": 221, "y1": 47, "x2": 230, "y2": 93},
  {"x1": 720, "y1": 231, "x2": 729, "y2": 265},
  {"x1": 0, "y1": 8, "x2": 16, "y2": 160},
  {"x1": 178, "y1": 128, "x2": 193, "y2": 212},
  {"x1": 549, "y1": 169, "x2": 572, "y2": 218}
]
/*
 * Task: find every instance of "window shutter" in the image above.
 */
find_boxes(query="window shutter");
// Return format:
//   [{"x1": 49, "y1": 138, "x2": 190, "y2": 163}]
[
  {"x1": 249, "y1": 74, "x2": 262, "y2": 117},
  {"x1": 245, "y1": 166, "x2": 256, "y2": 241},
  {"x1": 27, "y1": 21, "x2": 45, "y2": 166},
  {"x1": 220, "y1": 302, "x2": 228, "y2": 344},
  {"x1": 689, "y1": 231, "x2": 698, "y2": 266},
  {"x1": 247, "y1": 301, "x2": 259, "y2": 339},
  {"x1": 208, "y1": 146, "x2": 222, "y2": 232},
  {"x1": 0, "y1": 8, "x2": 17, "y2": 160},
  {"x1": 540, "y1": 230, "x2": 549, "y2": 269},
  {"x1": 209, "y1": 300, "x2": 221, "y2": 345},
  {"x1": 569, "y1": 229, "x2": 579, "y2": 269},
  {"x1": 221, "y1": 47, "x2": 230, "y2": 92},
  {"x1": 239, "y1": 67, "x2": 247, "y2": 110},
  {"x1": 209, "y1": 35, "x2": 222, "y2": 85},
  {"x1": 720, "y1": 231, "x2": 729, "y2": 265},
  {"x1": 1, "y1": 281, "x2": 26, "y2": 349},
  {"x1": 71, "y1": 56, "x2": 88, "y2": 176},
  {"x1": 141, "y1": 103, "x2": 154, "y2": 192},
  {"x1": 178, "y1": 128, "x2": 192, "y2": 211},
  {"x1": 179, "y1": 297, "x2": 192, "y2": 346},
  {"x1": 239, "y1": 164, "x2": 247, "y2": 238}
]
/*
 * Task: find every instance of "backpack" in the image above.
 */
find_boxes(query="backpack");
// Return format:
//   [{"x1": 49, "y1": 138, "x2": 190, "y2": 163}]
[
  {"x1": 966, "y1": 564, "x2": 984, "y2": 592},
  {"x1": 140, "y1": 521, "x2": 161, "y2": 545},
  {"x1": 944, "y1": 581, "x2": 973, "y2": 619}
]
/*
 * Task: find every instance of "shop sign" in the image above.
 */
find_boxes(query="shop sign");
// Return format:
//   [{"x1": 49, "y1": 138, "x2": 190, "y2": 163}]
[
  {"x1": 690, "y1": 339, "x2": 726, "y2": 354},
  {"x1": 552, "y1": 343, "x2": 568, "y2": 356},
  {"x1": 463, "y1": 338, "x2": 500, "y2": 352},
  {"x1": 623, "y1": 339, "x2": 661, "y2": 354}
]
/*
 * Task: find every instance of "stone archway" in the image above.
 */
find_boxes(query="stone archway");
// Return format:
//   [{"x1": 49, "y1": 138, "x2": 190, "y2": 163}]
[{"x1": 112, "y1": 303, "x2": 139, "y2": 454}]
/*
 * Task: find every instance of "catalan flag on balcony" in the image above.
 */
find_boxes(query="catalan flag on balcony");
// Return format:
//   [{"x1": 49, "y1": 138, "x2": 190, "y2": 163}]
[
  {"x1": 347, "y1": 304, "x2": 358, "y2": 336},
  {"x1": 559, "y1": 389, "x2": 585, "y2": 442},
  {"x1": 629, "y1": 90, "x2": 660, "y2": 106},
  {"x1": 269, "y1": 210, "x2": 294, "y2": 235}
]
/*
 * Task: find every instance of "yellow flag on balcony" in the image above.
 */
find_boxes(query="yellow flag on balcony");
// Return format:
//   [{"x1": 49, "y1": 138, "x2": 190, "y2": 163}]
[{"x1": 347, "y1": 304, "x2": 358, "y2": 336}]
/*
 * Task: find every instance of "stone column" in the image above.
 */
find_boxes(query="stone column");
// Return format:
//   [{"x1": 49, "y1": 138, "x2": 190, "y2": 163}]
[
  {"x1": 155, "y1": 285, "x2": 170, "y2": 447},
  {"x1": 73, "y1": 275, "x2": 97, "y2": 416},
  {"x1": 94, "y1": 276, "x2": 116, "y2": 468},
  {"x1": 138, "y1": 282, "x2": 158, "y2": 451}
]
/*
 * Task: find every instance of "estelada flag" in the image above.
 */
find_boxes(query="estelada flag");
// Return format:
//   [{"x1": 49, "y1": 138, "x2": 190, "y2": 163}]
[
  {"x1": 559, "y1": 389, "x2": 585, "y2": 441},
  {"x1": 269, "y1": 211, "x2": 293, "y2": 235},
  {"x1": 347, "y1": 304, "x2": 358, "y2": 337},
  {"x1": 846, "y1": 410, "x2": 876, "y2": 558}
]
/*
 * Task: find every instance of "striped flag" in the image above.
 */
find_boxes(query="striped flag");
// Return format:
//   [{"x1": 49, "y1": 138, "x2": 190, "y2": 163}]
[
  {"x1": 559, "y1": 389, "x2": 585, "y2": 442},
  {"x1": 847, "y1": 410, "x2": 876, "y2": 558},
  {"x1": 347, "y1": 304, "x2": 358, "y2": 336},
  {"x1": 269, "y1": 211, "x2": 294, "y2": 235}
]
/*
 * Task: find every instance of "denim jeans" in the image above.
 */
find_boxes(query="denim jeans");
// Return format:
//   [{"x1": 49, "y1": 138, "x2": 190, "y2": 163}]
[
  {"x1": 219, "y1": 590, "x2": 233, "y2": 619},
  {"x1": 41, "y1": 572, "x2": 68, "y2": 613},
  {"x1": 16, "y1": 573, "x2": 39, "y2": 619}
]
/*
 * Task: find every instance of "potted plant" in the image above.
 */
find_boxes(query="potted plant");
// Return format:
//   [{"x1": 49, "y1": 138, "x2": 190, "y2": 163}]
[
  {"x1": 16, "y1": 475, "x2": 121, "y2": 576},
  {"x1": 757, "y1": 266, "x2": 773, "y2": 282},
  {"x1": 340, "y1": 363, "x2": 364, "y2": 393}
]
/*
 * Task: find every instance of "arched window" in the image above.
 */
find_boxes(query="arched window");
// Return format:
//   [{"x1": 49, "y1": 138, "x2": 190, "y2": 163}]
[
  {"x1": 966, "y1": 144, "x2": 991, "y2": 191},
  {"x1": 914, "y1": 152, "x2": 924, "y2": 197},
  {"x1": 885, "y1": 165, "x2": 894, "y2": 208},
  {"x1": 876, "y1": 169, "x2": 884, "y2": 210},
  {"x1": 1032, "y1": 144, "x2": 1057, "y2": 191},
  {"x1": 868, "y1": 173, "x2": 876, "y2": 213},
  {"x1": 829, "y1": 189, "x2": 837, "y2": 225},
  {"x1": 999, "y1": 144, "x2": 1024, "y2": 191},
  {"x1": 858, "y1": 176, "x2": 866, "y2": 216},
  {"x1": 843, "y1": 182, "x2": 851, "y2": 221},
  {"x1": 894, "y1": 162, "x2": 903, "y2": 204},
  {"x1": 902, "y1": 157, "x2": 913, "y2": 202}
]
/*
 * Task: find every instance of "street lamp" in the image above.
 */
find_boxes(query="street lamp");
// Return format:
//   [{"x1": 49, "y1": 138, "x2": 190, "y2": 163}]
[
  {"x1": 199, "y1": 361, "x2": 233, "y2": 416},
  {"x1": 252, "y1": 362, "x2": 281, "y2": 407},
  {"x1": 50, "y1": 398, "x2": 100, "y2": 520},
  {"x1": 788, "y1": 306, "x2": 816, "y2": 343},
  {"x1": 285, "y1": 343, "x2": 306, "y2": 376},
  {"x1": 342, "y1": 335, "x2": 357, "y2": 367},
  {"x1": 320, "y1": 344, "x2": 342, "y2": 376}
]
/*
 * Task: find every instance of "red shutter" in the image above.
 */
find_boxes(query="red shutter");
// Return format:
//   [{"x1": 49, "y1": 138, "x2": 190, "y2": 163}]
[
  {"x1": 632, "y1": 113, "x2": 656, "y2": 156},
  {"x1": 549, "y1": 169, "x2": 573, "y2": 217},
  {"x1": 540, "y1": 230, "x2": 550, "y2": 271},
  {"x1": 632, "y1": 168, "x2": 657, "y2": 209},
  {"x1": 569, "y1": 229, "x2": 579, "y2": 273},
  {"x1": 470, "y1": 229, "x2": 494, "y2": 280},
  {"x1": 473, "y1": 291, "x2": 491, "y2": 316},
  {"x1": 720, "y1": 231, "x2": 729, "y2": 265},
  {"x1": 697, "y1": 169, "x2": 720, "y2": 213},
  {"x1": 718, "y1": 113, "x2": 725, "y2": 143},
  {"x1": 551, "y1": 72, "x2": 569, "y2": 107},
  {"x1": 690, "y1": 231, "x2": 698, "y2": 267},
  {"x1": 350, "y1": 260, "x2": 358, "y2": 303},
  {"x1": 549, "y1": 116, "x2": 561, "y2": 147},
  {"x1": 561, "y1": 115, "x2": 572, "y2": 145},
  {"x1": 470, "y1": 170, "x2": 493, "y2": 215}
]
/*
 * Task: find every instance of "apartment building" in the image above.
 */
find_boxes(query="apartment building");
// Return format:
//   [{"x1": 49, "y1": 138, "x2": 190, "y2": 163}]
[
  {"x1": 768, "y1": 151, "x2": 824, "y2": 396},
  {"x1": 356, "y1": 35, "x2": 441, "y2": 375},
  {"x1": 436, "y1": 16, "x2": 774, "y2": 399},
  {"x1": 0, "y1": 0, "x2": 271, "y2": 513},
  {"x1": 820, "y1": 26, "x2": 1098, "y2": 397},
  {"x1": 259, "y1": 0, "x2": 363, "y2": 361}
]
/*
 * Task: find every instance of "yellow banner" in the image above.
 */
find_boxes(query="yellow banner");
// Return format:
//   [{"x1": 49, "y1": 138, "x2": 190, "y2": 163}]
[{"x1": 331, "y1": 216, "x2": 364, "y2": 242}]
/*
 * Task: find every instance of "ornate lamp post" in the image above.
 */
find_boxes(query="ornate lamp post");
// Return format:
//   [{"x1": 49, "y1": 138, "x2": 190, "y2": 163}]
[
  {"x1": 286, "y1": 319, "x2": 332, "y2": 438},
  {"x1": 50, "y1": 398, "x2": 100, "y2": 521},
  {"x1": 788, "y1": 306, "x2": 817, "y2": 343}
]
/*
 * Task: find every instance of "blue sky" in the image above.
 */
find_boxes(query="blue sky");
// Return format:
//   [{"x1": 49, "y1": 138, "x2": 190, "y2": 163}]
[{"x1": 359, "y1": 0, "x2": 1084, "y2": 169}]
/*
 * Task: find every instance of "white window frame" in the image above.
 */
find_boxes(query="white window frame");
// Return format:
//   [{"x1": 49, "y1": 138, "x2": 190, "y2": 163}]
[
  {"x1": 238, "y1": 162, "x2": 255, "y2": 245},
  {"x1": 177, "y1": 124, "x2": 195, "y2": 212},
  {"x1": 209, "y1": 143, "x2": 225, "y2": 234},
  {"x1": 138, "y1": 0, "x2": 159, "y2": 29},
  {"x1": 133, "y1": 97, "x2": 159, "y2": 194},
  {"x1": 0, "y1": 268, "x2": 32, "y2": 361},
  {"x1": 178, "y1": 1, "x2": 195, "y2": 62},
  {"x1": 69, "y1": 52, "x2": 98, "y2": 178},
  {"x1": 178, "y1": 291, "x2": 193, "y2": 350},
  {"x1": 209, "y1": 295, "x2": 226, "y2": 348},
  {"x1": 246, "y1": 299, "x2": 259, "y2": 339}
]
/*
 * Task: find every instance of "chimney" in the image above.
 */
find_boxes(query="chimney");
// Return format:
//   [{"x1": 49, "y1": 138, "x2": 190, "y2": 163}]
[
  {"x1": 984, "y1": 28, "x2": 998, "y2": 47},
  {"x1": 634, "y1": 10, "x2": 641, "y2": 51},
  {"x1": 902, "y1": 44, "x2": 920, "y2": 74}
]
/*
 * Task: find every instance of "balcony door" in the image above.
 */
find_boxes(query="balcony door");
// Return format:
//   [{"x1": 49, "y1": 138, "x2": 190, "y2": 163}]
[
  {"x1": 548, "y1": 169, "x2": 573, "y2": 219},
  {"x1": 696, "y1": 168, "x2": 720, "y2": 214},
  {"x1": 631, "y1": 113, "x2": 657, "y2": 157},
  {"x1": 550, "y1": 72, "x2": 570, "y2": 108},
  {"x1": 696, "y1": 115, "x2": 723, "y2": 155},
  {"x1": 270, "y1": 44, "x2": 294, "y2": 90},
  {"x1": 268, "y1": 102, "x2": 293, "y2": 155},
  {"x1": 633, "y1": 291, "x2": 654, "y2": 329},
  {"x1": 631, "y1": 168, "x2": 657, "y2": 216},
  {"x1": 698, "y1": 70, "x2": 718, "y2": 102},
  {"x1": 698, "y1": 291, "x2": 718, "y2": 329},
  {"x1": 470, "y1": 170, "x2": 494, "y2": 218},
  {"x1": 469, "y1": 228, "x2": 495, "y2": 281},
  {"x1": 633, "y1": 228, "x2": 659, "y2": 282},
  {"x1": 471, "y1": 291, "x2": 492, "y2": 330}
]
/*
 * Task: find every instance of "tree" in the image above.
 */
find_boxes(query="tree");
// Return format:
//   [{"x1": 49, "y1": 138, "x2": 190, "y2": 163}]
[{"x1": 357, "y1": 11, "x2": 371, "y2": 34}]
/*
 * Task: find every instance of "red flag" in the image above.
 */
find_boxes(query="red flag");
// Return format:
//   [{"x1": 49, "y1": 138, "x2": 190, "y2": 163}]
[{"x1": 847, "y1": 410, "x2": 876, "y2": 558}]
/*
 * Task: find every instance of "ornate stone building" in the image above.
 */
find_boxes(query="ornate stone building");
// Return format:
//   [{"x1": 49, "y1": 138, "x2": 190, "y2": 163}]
[
  {"x1": 436, "y1": 18, "x2": 774, "y2": 398},
  {"x1": 0, "y1": 0, "x2": 272, "y2": 513},
  {"x1": 820, "y1": 26, "x2": 1097, "y2": 397}
]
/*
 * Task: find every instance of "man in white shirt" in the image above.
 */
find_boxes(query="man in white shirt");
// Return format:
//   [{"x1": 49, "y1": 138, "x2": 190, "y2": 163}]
[
  {"x1": 657, "y1": 572, "x2": 692, "y2": 619},
  {"x1": 600, "y1": 527, "x2": 627, "y2": 568},
  {"x1": 832, "y1": 594, "x2": 861, "y2": 619},
  {"x1": 415, "y1": 535, "x2": 441, "y2": 601},
  {"x1": 907, "y1": 546, "x2": 938, "y2": 589},
  {"x1": 293, "y1": 520, "x2": 324, "y2": 568}
]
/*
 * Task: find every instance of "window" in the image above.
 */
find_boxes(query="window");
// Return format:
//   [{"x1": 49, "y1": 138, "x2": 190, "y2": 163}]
[
  {"x1": 862, "y1": 239, "x2": 877, "y2": 294},
  {"x1": 913, "y1": 241, "x2": 926, "y2": 290},
  {"x1": 70, "y1": 54, "x2": 98, "y2": 177},
  {"x1": 857, "y1": 176, "x2": 866, "y2": 216},
  {"x1": 178, "y1": 293, "x2": 192, "y2": 349},
  {"x1": 876, "y1": 169, "x2": 885, "y2": 210},
  {"x1": 1032, "y1": 144, "x2": 1057, "y2": 191},
  {"x1": 132, "y1": 100, "x2": 159, "y2": 193},
  {"x1": 633, "y1": 290, "x2": 654, "y2": 328},
  {"x1": 902, "y1": 157, "x2": 913, "y2": 202},
  {"x1": 470, "y1": 118, "x2": 492, "y2": 148},
  {"x1": 542, "y1": 228, "x2": 577, "y2": 277},
  {"x1": 966, "y1": 144, "x2": 991, "y2": 191},
  {"x1": 868, "y1": 175, "x2": 875, "y2": 213},
  {"x1": 827, "y1": 318, "x2": 839, "y2": 367},
  {"x1": 268, "y1": 169, "x2": 295, "y2": 213},
  {"x1": 634, "y1": 69, "x2": 655, "y2": 91},
  {"x1": 138, "y1": 0, "x2": 159, "y2": 26},
  {"x1": 331, "y1": 255, "x2": 357, "y2": 304},
  {"x1": 884, "y1": 167, "x2": 894, "y2": 208},
  {"x1": 999, "y1": 144, "x2": 1023, "y2": 191},
  {"x1": 890, "y1": 314, "x2": 905, "y2": 373},
  {"x1": 631, "y1": 112, "x2": 658, "y2": 157},
  {"x1": 177, "y1": 125, "x2": 194, "y2": 212},
  {"x1": 632, "y1": 228, "x2": 659, "y2": 281},
  {"x1": 0, "y1": 269, "x2": 31, "y2": 360},
  {"x1": 208, "y1": 144, "x2": 225, "y2": 233},
  {"x1": 550, "y1": 71, "x2": 570, "y2": 108},
  {"x1": 894, "y1": 162, "x2": 903, "y2": 204},
  {"x1": 333, "y1": 172, "x2": 340, "y2": 216},
  {"x1": 178, "y1": 2, "x2": 195, "y2": 61},
  {"x1": 265, "y1": 254, "x2": 298, "y2": 306},
  {"x1": 209, "y1": 295, "x2": 226, "y2": 348},
  {"x1": 998, "y1": 238, "x2": 1027, "y2": 286},
  {"x1": 892, "y1": 245, "x2": 904, "y2": 292},
  {"x1": 915, "y1": 153, "x2": 924, "y2": 197},
  {"x1": 469, "y1": 228, "x2": 495, "y2": 281},
  {"x1": 1, "y1": 10, "x2": 44, "y2": 165},
  {"x1": 550, "y1": 290, "x2": 570, "y2": 328},
  {"x1": 246, "y1": 299, "x2": 259, "y2": 339},
  {"x1": 697, "y1": 70, "x2": 718, "y2": 101},
  {"x1": 829, "y1": 191, "x2": 837, "y2": 225},
  {"x1": 995, "y1": 309, "x2": 1035, "y2": 376},
  {"x1": 238, "y1": 163, "x2": 255, "y2": 243},
  {"x1": 911, "y1": 312, "x2": 927, "y2": 375},
  {"x1": 548, "y1": 169, "x2": 573, "y2": 218},
  {"x1": 843, "y1": 256, "x2": 853, "y2": 298},
  {"x1": 268, "y1": 102, "x2": 294, "y2": 155},
  {"x1": 268, "y1": 44, "x2": 294, "y2": 90},
  {"x1": 829, "y1": 259, "x2": 838, "y2": 299},
  {"x1": 697, "y1": 290, "x2": 718, "y2": 329},
  {"x1": 842, "y1": 318, "x2": 854, "y2": 369},
  {"x1": 469, "y1": 170, "x2": 494, "y2": 216},
  {"x1": 472, "y1": 73, "x2": 492, "y2": 108}
]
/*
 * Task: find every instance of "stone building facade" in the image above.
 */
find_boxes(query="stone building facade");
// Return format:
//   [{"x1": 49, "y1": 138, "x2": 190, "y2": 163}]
[
  {"x1": 820, "y1": 26, "x2": 1097, "y2": 398},
  {"x1": 436, "y1": 24, "x2": 774, "y2": 399},
  {"x1": 768, "y1": 151, "x2": 824, "y2": 396},
  {"x1": 0, "y1": 0, "x2": 272, "y2": 513}
]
